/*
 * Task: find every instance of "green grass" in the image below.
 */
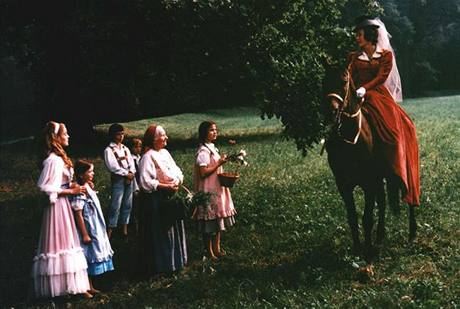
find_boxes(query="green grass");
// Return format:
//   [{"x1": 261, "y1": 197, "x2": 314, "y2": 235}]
[{"x1": 0, "y1": 96, "x2": 459, "y2": 308}]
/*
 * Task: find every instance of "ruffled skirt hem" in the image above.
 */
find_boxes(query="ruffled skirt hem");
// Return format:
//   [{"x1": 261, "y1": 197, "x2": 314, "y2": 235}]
[
  {"x1": 88, "y1": 259, "x2": 114, "y2": 276},
  {"x1": 196, "y1": 216, "x2": 236, "y2": 233},
  {"x1": 193, "y1": 208, "x2": 237, "y2": 221},
  {"x1": 32, "y1": 247, "x2": 88, "y2": 276},
  {"x1": 32, "y1": 270, "x2": 90, "y2": 298}
]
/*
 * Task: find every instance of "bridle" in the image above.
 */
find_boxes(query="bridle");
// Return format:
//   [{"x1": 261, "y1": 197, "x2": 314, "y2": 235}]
[{"x1": 335, "y1": 68, "x2": 364, "y2": 145}]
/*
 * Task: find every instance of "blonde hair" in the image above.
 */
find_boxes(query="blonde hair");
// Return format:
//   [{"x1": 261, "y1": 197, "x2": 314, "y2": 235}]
[{"x1": 43, "y1": 121, "x2": 73, "y2": 167}]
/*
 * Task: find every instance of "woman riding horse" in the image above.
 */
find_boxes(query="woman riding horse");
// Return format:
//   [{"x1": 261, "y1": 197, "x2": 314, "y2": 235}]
[
  {"x1": 345, "y1": 16, "x2": 420, "y2": 207},
  {"x1": 324, "y1": 16, "x2": 420, "y2": 261}
]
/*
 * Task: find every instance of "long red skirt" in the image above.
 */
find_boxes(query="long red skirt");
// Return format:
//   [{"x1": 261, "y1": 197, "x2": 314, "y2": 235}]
[{"x1": 363, "y1": 86, "x2": 420, "y2": 206}]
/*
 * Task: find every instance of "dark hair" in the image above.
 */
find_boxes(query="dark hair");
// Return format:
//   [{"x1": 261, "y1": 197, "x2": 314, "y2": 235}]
[
  {"x1": 198, "y1": 121, "x2": 216, "y2": 143},
  {"x1": 108, "y1": 123, "x2": 124, "y2": 138},
  {"x1": 74, "y1": 159, "x2": 93, "y2": 184},
  {"x1": 360, "y1": 26, "x2": 378, "y2": 44},
  {"x1": 131, "y1": 138, "x2": 142, "y2": 148}
]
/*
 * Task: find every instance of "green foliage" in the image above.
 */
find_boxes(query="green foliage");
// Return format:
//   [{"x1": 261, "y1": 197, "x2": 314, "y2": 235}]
[
  {"x1": 247, "y1": 0, "x2": 380, "y2": 153},
  {"x1": 381, "y1": 0, "x2": 460, "y2": 95},
  {"x1": 2, "y1": 0, "x2": 379, "y2": 148},
  {"x1": 0, "y1": 96, "x2": 459, "y2": 308},
  {"x1": 2, "y1": 0, "x2": 256, "y2": 138}
]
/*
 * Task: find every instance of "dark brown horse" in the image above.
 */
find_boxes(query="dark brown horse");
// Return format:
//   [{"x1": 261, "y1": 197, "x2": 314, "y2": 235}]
[{"x1": 324, "y1": 68, "x2": 416, "y2": 263}]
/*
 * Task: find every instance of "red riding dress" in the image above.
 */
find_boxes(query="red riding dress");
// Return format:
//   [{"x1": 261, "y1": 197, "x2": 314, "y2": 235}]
[{"x1": 348, "y1": 49, "x2": 420, "y2": 206}]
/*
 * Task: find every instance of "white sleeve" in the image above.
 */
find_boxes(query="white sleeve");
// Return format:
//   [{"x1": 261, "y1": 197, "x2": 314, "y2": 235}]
[
  {"x1": 196, "y1": 148, "x2": 210, "y2": 167},
  {"x1": 71, "y1": 195, "x2": 85, "y2": 211},
  {"x1": 138, "y1": 152, "x2": 159, "y2": 192},
  {"x1": 37, "y1": 155, "x2": 64, "y2": 204},
  {"x1": 104, "y1": 147, "x2": 129, "y2": 176},
  {"x1": 166, "y1": 150, "x2": 183, "y2": 184}
]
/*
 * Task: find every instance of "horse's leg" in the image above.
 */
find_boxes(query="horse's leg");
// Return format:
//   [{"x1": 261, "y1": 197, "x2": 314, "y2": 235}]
[
  {"x1": 376, "y1": 179, "x2": 386, "y2": 244},
  {"x1": 339, "y1": 187, "x2": 360, "y2": 254},
  {"x1": 363, "y1": 191, "x2": 376, "y2": 263},
  {"x1": 408, "y1": 204, "x2": 417, "y2": 242}
]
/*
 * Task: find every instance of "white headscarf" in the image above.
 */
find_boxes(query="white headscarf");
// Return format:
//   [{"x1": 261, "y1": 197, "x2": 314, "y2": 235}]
[
  {"x1": 154, "y1": 125, "x2": 165, "y2": 140},
  {"x1": 375, "y1": 18, "x2": 403, "y2": 102}
]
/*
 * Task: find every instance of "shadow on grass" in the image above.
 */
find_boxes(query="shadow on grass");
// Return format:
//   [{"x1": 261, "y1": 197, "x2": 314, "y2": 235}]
[
  {"x1": 95, "y1": 239, "x2": 352, "y2": 308},
  {"x1": 0, "y1": 195, "x2": 43, "y2": 306}
]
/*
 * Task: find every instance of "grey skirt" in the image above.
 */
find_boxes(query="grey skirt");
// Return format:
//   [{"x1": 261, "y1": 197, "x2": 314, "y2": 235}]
[{"x1": 197, "y1": 216, "x2": 236, "y2": 234}]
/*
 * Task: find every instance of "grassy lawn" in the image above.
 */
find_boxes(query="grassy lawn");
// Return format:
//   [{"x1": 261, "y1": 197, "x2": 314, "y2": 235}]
[{"x1": 0, "y1": 97, "x2": 459, "y2": 308}]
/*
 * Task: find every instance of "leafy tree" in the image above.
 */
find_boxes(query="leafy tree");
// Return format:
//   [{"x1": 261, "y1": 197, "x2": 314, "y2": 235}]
[
  {"x1": 381, "y1": 0, "x2": 460, "y2": 95},
  {"x1": 2, "y1": 0, "x2": 460, "y2": 146},
  {"x1": 246, "y1": 0, "x2": 381, "y2": 153},
  {"x1": 2, "y1": 0, "x2": 255, "y2": 139}
]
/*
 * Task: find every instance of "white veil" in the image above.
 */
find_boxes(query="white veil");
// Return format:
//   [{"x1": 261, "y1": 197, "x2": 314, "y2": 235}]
[{"x1": 375, "y1": 18, "x2": 403, "y2": 102}]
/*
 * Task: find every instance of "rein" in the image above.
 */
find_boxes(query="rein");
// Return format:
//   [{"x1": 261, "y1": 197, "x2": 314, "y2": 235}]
[
  {"x1": 340, "y1": 106, "x2": 362, "y2": 144},
  {"x1": 321, "y1": 62, "x2": 366, "y2": 154},
  {"x1": 335, "y1": 66, "x2": 365, "y2": 145}
]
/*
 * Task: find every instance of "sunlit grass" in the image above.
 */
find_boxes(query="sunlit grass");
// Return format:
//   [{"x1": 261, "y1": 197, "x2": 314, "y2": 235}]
[{"x1": 95, "y1": 107, "x2": 283, "y2": 140}]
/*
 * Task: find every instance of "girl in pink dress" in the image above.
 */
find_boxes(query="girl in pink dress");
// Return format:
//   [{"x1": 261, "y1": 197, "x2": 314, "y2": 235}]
[
  {"x1": 32, "y1": 121, "x2": 91, "y2": 299},
  {"x1": 193, "y1": 121, "x2": 236, "y2": 260}
]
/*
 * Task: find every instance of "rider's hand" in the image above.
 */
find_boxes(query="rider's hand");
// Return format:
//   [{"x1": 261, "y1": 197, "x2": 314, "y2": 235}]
[{"x1": 356, "y1": 87, "x2": 366, "y2": 98}]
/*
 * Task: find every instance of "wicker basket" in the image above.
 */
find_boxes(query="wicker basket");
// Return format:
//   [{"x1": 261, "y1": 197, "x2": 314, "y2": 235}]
[{"x1": 218, "y1": 172, "x2": 240, "y2": 188}]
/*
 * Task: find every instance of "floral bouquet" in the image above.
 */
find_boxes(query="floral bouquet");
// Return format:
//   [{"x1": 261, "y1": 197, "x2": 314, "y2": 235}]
[
  {"x1": 161, "y1": 185, "x2": 214, "y2": 222},
  {"x1": 218, "y1": 149, "x2": 248, "y2": 187},
  {"x1": 226, "y1": 149, "x2": 248, "y2": 166}
]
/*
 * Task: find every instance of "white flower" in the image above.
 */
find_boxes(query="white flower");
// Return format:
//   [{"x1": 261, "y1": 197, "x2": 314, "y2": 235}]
[
  {"x1": 186, "y1": 192, "x2": 194, "y2": 203},
  {"x1": 239, "y1": 149, "x2": 247, "y2": 157}
]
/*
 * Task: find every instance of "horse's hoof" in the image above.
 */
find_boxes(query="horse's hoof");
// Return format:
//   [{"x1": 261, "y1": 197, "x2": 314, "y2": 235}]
[
  {"x1": 359, "y1": 264, "x2": 375, "y2": 276},
  {"x1": 356, "y1": 264, "x2": 375, "y2": 282}
]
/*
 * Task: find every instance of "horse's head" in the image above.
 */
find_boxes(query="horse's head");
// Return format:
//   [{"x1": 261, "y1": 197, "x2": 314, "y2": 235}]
[
  {"x1": 341, "y1": 68, "x2": 363, "y2": 115},
  {"x1": 323, "y1": 65, "x2": 365, "y2": 145},
  {"x1": 325, "y1": 66, "x2": 362, "y2": 116}
]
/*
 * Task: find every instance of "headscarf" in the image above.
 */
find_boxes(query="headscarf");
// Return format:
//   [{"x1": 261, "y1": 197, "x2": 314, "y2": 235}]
[
  {"x1": 375, "y1": 18, "x2": 403, "y2": 102},
  {"x1": 143, "y1": 124, "x2": 165, "y2": 152}
]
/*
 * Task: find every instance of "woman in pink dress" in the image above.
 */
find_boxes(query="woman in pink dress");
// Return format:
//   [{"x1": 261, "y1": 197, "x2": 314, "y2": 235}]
[
  {"x1": 32, "y1": 121, "x2": 91, "y2": 299},
  {"x1": 193, "y1": 121, "x2": 236, "y2": 260}
]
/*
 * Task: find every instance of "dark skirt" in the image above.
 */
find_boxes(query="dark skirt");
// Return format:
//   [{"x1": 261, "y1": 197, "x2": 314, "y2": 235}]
[{"x1": 139, "y1": 191, "x2": 187, "y2": 275}]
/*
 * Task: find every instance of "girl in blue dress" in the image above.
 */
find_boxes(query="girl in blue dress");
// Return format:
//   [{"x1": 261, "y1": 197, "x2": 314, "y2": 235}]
[{"x1": 72, "y1": 159, "x2": 114, "y2": 294}]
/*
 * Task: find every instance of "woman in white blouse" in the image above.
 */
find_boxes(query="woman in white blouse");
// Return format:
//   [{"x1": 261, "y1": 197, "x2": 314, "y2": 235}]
[{"x1": 137, "y1": 124, "x2": 187, "y2": 275}]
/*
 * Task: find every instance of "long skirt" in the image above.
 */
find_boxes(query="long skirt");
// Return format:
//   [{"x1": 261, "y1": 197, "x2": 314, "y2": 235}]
[
  {"x1": 364, "y1": 87, "x2": 420, "y2": 206},
  {"x1": 31, "y1": 196, "x2": 90, "y2": 298},
  {"x1": 139, "y1": 191, "x2": 187, "y2": 275}
]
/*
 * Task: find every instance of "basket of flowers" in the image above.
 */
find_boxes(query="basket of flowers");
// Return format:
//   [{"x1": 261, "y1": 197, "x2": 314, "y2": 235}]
[
  {"x1": 218, "y1": 149, "x2": 248, "y2": 188},
  {"x1": 217, "y1": 172, "x2": 240, "y2": 188}
]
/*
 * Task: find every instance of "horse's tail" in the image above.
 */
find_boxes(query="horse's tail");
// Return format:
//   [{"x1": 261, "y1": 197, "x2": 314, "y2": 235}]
[{"x1": 386, "y1": 176, "x2": 401, "y2": 215}]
